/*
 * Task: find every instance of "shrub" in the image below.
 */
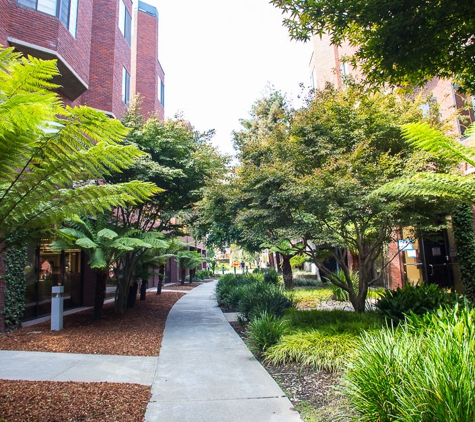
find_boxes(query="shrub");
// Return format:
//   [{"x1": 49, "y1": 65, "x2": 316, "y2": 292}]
[
  {"x1": 326, "y1": 270, "x2": 359, "y2": 302},
  {"x1": 246, "y1": 312, "x2": 288, "y2": 355},
  {"x1": 264, "y1": 267, "x2": 279, "y2": 285},
  {"x1": 215, "y1": 273, "x2": 263, "y2": 309},
  {"x1": 375, "y1": 283, "x2": 461, "y2": 325},
  {"x1": 193, "y1": 269, "x2": 214, "y2": 281},
  {"x1": 293, "y1": 277, "x2": 322, "y2": 287},
  {"x1": 344, "y1": 304, "x2": 475, "y2": 421},
  {"x1": 237, "y1": 282, "x2": 294, "y2": 320}
]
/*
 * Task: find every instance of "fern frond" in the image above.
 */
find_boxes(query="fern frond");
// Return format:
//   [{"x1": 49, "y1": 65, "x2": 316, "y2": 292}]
[
  {"x1": 402, "y1": 122, "x2": 475, "y2": 168},
  {"x1": 374, "y1": 172, "x2": 475, "y2": 202}
]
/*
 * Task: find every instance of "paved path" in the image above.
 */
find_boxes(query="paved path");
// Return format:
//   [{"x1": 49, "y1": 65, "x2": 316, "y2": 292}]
[
  {"x1": 145, "y1": 281, "x2": 301, "y2": 421},
  {"x1": 0, "y1": 281, "x2": 301, "y2": 421}
]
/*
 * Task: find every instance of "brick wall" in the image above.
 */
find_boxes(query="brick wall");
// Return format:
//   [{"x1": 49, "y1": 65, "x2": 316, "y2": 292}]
[
  {"x1": 0, "y1": 0, "x2": 9, "y2": 46},
  {"x1": 5, "y1": 0, "x2": 92, "y2": 85},
  {"x1": 387, "y1": 241, "x2": 405, "y2": 290},
  {"x1": 81, "y1": 0, "x2": 130, "y2": 118},
  {"x1": 133, "y1": 8, "x2": 160, "y2": 118}
]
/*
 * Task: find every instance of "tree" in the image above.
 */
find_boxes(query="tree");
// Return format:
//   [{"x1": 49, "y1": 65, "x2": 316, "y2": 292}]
[
  {"x1": 113, "y1": 231, "x2": 168, "y2": 314},
  {"x1": 53, "y1": 214, "x2": 156, "y2": 319},
  {"x1": 107, "y1": 113, "x2": 227, "y2": 235},
  {"x1": 175, "y1": 250, "x2": 204, "y2": 285},
  {"x1": 284, "y1": 84, "x2": 451, "y2": 311},
  {"x1": 271, "y1": 0, "x2": 475, "y2": 91},
  {"x1": 0, "y1": 47, "x2": 160, "y2": 251},
  {"x1": 375, "y1": 122, "x2": 475, "y2": 302}
]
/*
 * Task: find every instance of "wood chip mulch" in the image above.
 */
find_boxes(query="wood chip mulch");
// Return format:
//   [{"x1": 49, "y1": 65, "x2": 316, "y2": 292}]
[
  {"x1": 0, "y1": 290, "x2": 186, "y2": 422},
  {"x1": 0, "y1": 291, "x2": 184, "y2": 356},
  {"x1": 0, "y1": 380, "x2": 151, "y2": 422}
]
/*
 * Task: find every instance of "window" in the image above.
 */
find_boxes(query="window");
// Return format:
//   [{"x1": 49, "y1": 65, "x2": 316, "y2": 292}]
[
  {"x1": 159, "y1": 79, "x2": 165, "y2": 106},
  {"x1": 122, "y1": 67, "x2": 130, "y2": 105},
  {"x1": 118, "y1": 0, "x2": 132, "y2": 46},
  {"x1": 17, "y1": 0, "x2": 78, "y2": 37}
]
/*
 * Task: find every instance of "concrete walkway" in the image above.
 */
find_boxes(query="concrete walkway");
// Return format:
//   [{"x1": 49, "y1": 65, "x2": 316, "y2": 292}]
[
  {"x1": 145, "y1": 281, "x2": 301, "y2": 421},
  {"x1": 0, "y1": 281, "x2": 301, "y2": 421}
]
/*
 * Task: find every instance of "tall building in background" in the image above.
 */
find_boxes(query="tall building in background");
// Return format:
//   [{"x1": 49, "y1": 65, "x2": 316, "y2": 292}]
[
  {"x1": 0, "y1": 0, "x2": 165, "y2": 119},
  {"x1": 309, "y1": 35, "x2": 474, "y2": 138},
  {"x1": 132, "y1": 1, "x2": 165, "y2": 119},
  {"x1": 308, "y1": 34, "x2": 475, "y2": 292}
]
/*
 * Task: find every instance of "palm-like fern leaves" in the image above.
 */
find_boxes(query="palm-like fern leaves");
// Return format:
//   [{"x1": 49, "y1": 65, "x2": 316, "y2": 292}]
[
  {"x1": 0, "y1": 47, "x2": 161, "y2": 247},
  {"x1": 374, "y1": 122, "x2": 475, "y2": 201}
]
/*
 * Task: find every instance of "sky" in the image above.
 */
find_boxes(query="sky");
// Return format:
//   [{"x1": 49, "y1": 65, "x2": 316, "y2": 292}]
[{"x1": 153, "y1": 0, "x2": 313, "y2": 156}]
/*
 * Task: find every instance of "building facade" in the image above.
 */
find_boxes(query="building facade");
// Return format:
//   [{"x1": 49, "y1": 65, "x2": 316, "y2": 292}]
[
  {"x1": 0, "y1": 0, "x2": 164, "y2": 119},
  {"x1": 0, "y1": 0, "x2": 167, "y2": 328},
  {"x1": 309, "y1": 35, "x2": 475, "y2": 291}
]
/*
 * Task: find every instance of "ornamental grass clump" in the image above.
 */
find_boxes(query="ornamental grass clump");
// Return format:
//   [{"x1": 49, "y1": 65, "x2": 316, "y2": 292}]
[
  {"x1": 264, "y1": 330, "x2": 358, "y2": 372},
  {"x1": 343, "y1": 304, "x2": 475, "y2": 421},
  {"x1": 263, "y1": 309, "x2": 381, "y2": 371},
  {"x1": 246, "y1": 312, "x2": 288, "y2": 356}
]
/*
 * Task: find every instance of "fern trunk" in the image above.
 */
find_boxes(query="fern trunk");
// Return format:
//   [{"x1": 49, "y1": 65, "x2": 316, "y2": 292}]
[
  {"x1": 94, "y1": 270, "x2": 108, "y2": 320},
  {"x1": 156, "y1": 264, "x2": 165, "y2": 295},
  {"x1": 180, "y1": 267, "x2": 186, "y2": 285},
  {"x1": 452, "y1": 202, "x2": 475, "y2": 303}
]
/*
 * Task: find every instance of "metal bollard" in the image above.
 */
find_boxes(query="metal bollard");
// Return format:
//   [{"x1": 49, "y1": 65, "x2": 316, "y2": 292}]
[{"x1": 51, "y1": 286, "x2": 64, "y2": 331}]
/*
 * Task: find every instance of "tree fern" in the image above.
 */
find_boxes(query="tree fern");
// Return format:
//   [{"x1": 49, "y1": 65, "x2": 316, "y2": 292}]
[
  {"x1": 374, "y1": 121, "x2": 475, "y2": 302},
  {"x1": 374, "y1": 121, "x2": 475, "y2": 201},
  {"x1": 0, "y1": 47, "x2": 162, "y2": 249}
]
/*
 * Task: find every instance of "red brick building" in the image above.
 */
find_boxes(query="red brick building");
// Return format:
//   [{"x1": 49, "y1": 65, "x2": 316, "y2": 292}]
[
  {"x1": 309, "y1": 35, "x2": 474, "y2": 291},
  {"x1": 0, "y1": 0, "x2": 164, "y2": 119},
  {"x1": 0, "y1": 0, "x2": 167, "y2": 328}
]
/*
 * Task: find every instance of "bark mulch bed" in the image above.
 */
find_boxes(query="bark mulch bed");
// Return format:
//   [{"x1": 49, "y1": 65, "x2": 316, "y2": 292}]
[
  {"x1": 0, "y1": 380, "x2": 151, "y2": 422},
  {"x1": 0, "y1": 291, "x2": 184, "y2": 355},
  {"x1": 0, "y1": 290, "x2": 184, "y2": 421}
]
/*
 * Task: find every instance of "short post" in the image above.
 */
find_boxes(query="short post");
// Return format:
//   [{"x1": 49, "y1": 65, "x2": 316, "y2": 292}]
[
  {"x1": 233, "y1": 267, "x2": 236, "y2": 275},
  {"x1": 51, "y1": 286, "x2": 64, "y2": 331}
]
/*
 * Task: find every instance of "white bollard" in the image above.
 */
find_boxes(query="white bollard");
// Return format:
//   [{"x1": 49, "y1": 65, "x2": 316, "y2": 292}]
[{"x1": 51, "y1": 286, "x2": 64, "y2": 331}]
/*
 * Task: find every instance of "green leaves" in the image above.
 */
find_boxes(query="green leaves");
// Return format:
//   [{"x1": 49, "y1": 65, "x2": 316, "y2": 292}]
[
  {"x1": 0, "y1": 47, "x2": 160, "y2": 247},
  {"x1": 271, "y1": 0, "x2": 475, "y2": 91}
]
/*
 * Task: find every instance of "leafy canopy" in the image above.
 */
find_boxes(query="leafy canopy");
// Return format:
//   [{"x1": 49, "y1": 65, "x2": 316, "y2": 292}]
[{"x1": 271, "y1": 0, "x2": 475, "y2": 91}]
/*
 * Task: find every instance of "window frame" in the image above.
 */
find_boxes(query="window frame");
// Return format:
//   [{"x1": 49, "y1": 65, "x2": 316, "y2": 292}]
[
  {"x1": 17, "y1": 0, "x2": 78, "y2": 37},
  {"x1": 118, "y1": 0, "x2": 132, "y2": 46},
  {"x1": 122, "y1": 67, "x2": 131, "y2": 106}
]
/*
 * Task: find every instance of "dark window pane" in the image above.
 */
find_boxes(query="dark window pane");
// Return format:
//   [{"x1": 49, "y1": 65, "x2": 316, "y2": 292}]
[{"x1": 59, "y1": 0, "x2": 70, "y2": 27}]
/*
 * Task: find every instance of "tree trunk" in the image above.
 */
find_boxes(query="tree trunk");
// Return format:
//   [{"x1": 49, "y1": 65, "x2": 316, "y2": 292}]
[
  {"x1": 189, "y1": 268, "x2": 195, "y2": 283},
  {"x1": 281, "y1": 254, "x2": 294, "y2": 290},
  {"x1": 140, "y1": 279, "x2": 147, "y2": 300},
  {"x1": 94, "y1": 270, "x2": 108, "y2": 320},
  {"x1": 156, "y1": 264, "x2": 165, "y2": 295},
  {"x1": 452, "y1": 202, "x2": 475, "y2": 303},
  {"x1": 180, "y1": 267, "x2": 186, "y2": 285}
]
